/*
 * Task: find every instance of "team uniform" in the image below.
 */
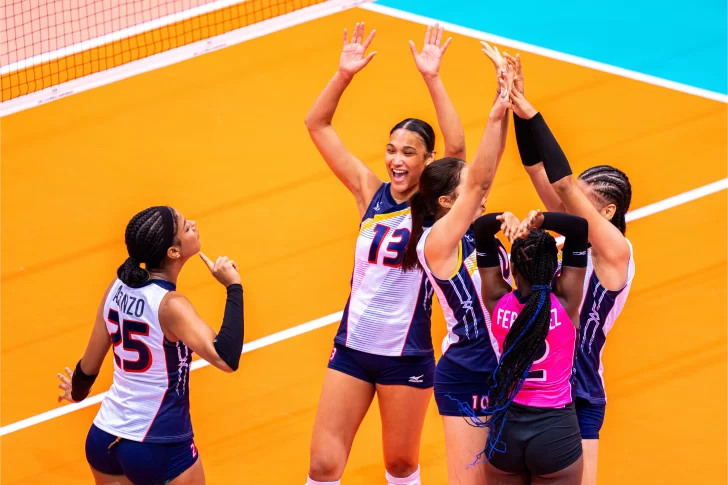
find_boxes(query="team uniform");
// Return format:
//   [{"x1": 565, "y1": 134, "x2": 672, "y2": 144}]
[
  {"x1": 329, "y1": 182, "x2": 436, "y2": 388},
  {"x1": 86, "y1": 278, "x2": 197, "y2": 485},
  {"x1": 488, "y1": 291, "x2": 582, "y2": 475},
  {"x1": 415, "y1": 224, "x2": 510, "y2": 416},
  {"x1": 573, "y1": 240, "x2": 636, "y2": 439}
]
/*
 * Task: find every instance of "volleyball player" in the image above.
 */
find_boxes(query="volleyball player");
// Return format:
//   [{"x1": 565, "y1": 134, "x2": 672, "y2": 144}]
[
  {"x1": 474, "y1": 209, "x2": 589, "y2": 484},
  {"x1": 56, "y1": 206, "x2": 244, "y2": 485},
  {"x1": 400, "y1": 63, "x2": 514, "y2": 485},
  {"x1": 303, "y1": 23, "x2": 465, "y2": 485},
  {"x1": 506, "y1": 54, "x2": 635, "y2": 485}
]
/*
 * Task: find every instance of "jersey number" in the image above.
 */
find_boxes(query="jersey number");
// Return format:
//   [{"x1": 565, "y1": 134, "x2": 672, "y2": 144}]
[
  {"x1": 108, "y1": 309, "x2": 153, "y2": 373},
  {"x1": 368, "y1": 224, "x2": 411, "y2": 267},
  {"x1": 526, "y1": 340, "x2": 549, "y2": 381}
]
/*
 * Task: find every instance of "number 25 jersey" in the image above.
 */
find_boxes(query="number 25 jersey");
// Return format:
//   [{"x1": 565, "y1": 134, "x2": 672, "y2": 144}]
[
  {"x1": 94, "y1": 278, "x2": 193, "y2": 443},
  {"x1": 335, "y1": 183, "x2": 434, "y2": 357}
]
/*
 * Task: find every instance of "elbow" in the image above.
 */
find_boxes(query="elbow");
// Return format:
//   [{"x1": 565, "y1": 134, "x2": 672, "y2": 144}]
[
  {"x1": 445, "y1": 143, "x2": 467, "y2": 161},
  {"x1": 304, "y1": 113, "x2": 329, "y2": 132},
  {"x1": 218, "y1": 359, "x2": 238, "y2": 373},
  {"x1": 552, "y1": 176, "x2": 574, "y2": 194}
]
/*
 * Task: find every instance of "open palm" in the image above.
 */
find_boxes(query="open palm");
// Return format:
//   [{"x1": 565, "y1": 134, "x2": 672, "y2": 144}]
[
  {"x1": 409, "y1": 23, "x2": 452, "y2": 78},
  {"x1": 339, "y1": 22, "x2": 377, "y2": 78}
]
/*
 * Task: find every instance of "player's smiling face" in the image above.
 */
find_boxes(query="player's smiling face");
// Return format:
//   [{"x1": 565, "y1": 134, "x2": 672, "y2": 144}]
[{"x1": 385, "y1": 129, "x2": 434, "y2": 195}]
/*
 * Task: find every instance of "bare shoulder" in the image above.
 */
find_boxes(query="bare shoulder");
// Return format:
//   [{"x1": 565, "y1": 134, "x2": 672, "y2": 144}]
[{"x1": 160, "y1": 291, "x2": 194, "y2": 318}]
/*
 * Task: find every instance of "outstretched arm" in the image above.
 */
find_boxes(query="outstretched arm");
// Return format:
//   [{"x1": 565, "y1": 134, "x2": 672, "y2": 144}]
[
  {"x1": 304, "y1": 23, "x2": 382, "y2": 218},
  {"x1": 423, "y1": 66, "x2": 513, "y2": 279},
  {"x1": 409, "y1": 24, "x2": 466, "y2": 159},
  {"x1": 511, "y1": 89, "x2": 631, "y2": 290},
  {"x1": 505, "y1": 53, "x2": 565, "y2": 212}
]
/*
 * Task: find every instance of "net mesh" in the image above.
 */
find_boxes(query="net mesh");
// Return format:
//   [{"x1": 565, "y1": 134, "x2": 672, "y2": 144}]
[{"x1": 1, "y1": 0, "x2": 329, "y2": 102}]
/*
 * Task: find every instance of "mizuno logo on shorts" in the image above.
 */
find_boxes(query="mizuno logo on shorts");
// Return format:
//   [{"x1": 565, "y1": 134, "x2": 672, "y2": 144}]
[{"x1": 409, "y1": 375, "x2": 424, "y2": 383}]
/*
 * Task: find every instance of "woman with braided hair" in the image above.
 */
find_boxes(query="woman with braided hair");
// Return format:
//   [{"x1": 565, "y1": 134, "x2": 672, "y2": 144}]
[
  {"x1": 505, "y1": 53, "x2": 635, "y2": 485},
  {"x1": 55, "y1": 206, "x2": 244, "y2": 485},
  {"x1": 474, "y1": 209, "x2": 589, "y2": 484}
]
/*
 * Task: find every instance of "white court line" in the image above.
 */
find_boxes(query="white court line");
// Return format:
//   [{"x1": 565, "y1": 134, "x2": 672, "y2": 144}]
[
  {"x1": 0, "y1": 311, "x2": 343, "y2": 437},
  {"x1": 1, "y1": 178, "x2": 726, "y2": 438},
  {"x1": 360, "y1": 3, "x2": 728, "y2": 104}
]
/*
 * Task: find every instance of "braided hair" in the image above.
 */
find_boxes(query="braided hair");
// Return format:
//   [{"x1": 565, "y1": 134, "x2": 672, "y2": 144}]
[
  {"x1": 401, "y1": 158, "x2": 466, "y2": 272},
  {"x1": 117, "y1": 206, "x2": 178, "y2": 286},
  {"x1": 579, "y1": 165, "x2": 632, "y2": 234},
  {"x1": 483, "y1": 229, "x2": 558, "y2": 459}
]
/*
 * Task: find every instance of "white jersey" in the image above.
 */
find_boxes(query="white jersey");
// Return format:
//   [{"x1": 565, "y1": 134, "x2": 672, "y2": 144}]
[
  {"x1": 94, "y1": 278, "x2": 193, "y2": 443},
  {"x1": 416, "y1": 225, "x2": 510, "y2": 373},
  {"x1": 335, "y1": 183, "x2": 434, "y2": 357}
]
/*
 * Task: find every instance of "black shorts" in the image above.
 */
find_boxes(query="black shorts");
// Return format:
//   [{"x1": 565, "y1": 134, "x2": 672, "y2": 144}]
[
  {"x1": 488, "y1": 402, "x2": 582, "y2": 476},
  {"x1": 327, "y1": 343, "x2": 435, "y2": 388}
]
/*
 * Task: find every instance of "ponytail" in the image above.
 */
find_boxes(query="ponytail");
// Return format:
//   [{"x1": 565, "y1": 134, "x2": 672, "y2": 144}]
[
  {"x1": 402, "y1": 191, "x2": 429, "y2": 272},
  {"x1": 401, "y1": 158, "x2": 467, "y2": 273},
  {"x1": 117, "y1": 257, "x2": 149, "y2": 286}
]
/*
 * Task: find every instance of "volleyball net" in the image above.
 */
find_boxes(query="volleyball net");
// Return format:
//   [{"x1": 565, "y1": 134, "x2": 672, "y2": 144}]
[{"x1": 1, "y1": 0, "x2": 369, "y2": 113}]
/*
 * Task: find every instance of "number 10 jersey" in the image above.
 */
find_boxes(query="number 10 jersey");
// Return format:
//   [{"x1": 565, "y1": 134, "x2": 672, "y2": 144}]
[
  {"x1": 94, "y1": 278, "x2": 194, "y2": 443},
  {"x1": 335, "y1": 183, "x2": 434, "y2": 357}
]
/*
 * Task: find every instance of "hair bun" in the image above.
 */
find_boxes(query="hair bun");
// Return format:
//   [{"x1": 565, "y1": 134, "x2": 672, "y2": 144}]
[{"x1": 117, "y1": 257, "x2": 149, "y2": 287}]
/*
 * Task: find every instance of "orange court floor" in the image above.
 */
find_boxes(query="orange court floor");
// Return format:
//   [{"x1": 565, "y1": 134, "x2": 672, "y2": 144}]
[{"x1": 1, "y1": 6, "x2": 726, "y2": 485}]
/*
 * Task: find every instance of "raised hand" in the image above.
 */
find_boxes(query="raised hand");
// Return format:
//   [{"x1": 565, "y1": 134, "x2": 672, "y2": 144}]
[
  {"x1": 339, "y1": 22, "x2": 377, "y2": 79},
  {"x1": 515, "y1": 209, "x2": 545, "y2": 239},
  {"x1": 199, "y1": 252, "x2": 241, "y2": 287},
  {"x1": 503, "y1": 52, "x2": 523, "y2": 94},
  {"x1": 480, "y1": 41, "x2": 507, "y2": 74},
  {"x1": 57, "y1": 366, "x2": 80, "y2": 404},
  {"x1": 409, "y1": 23, "x2": 452, "y2": 80},
  {"x1": 490, "y1": 64, "x2": 515, "y2": 119},
  {"x1": 497, "y1": 212, "x2": 521, "y2": 243}
]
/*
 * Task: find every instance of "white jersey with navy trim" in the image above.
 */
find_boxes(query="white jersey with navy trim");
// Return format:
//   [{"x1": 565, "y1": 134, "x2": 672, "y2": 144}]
[
  {"x1": 94, "y1": 278, "x2": 193, "y2": 443},
  {"x1": 573, "y1": 239, "x2": 635, "y2": 404},
  {"x1": 416, "y1": 226, "x2": 510, "y2": 373},
  {"x1": 335, "y1": 183, "x2": 434, "y2": 357}
]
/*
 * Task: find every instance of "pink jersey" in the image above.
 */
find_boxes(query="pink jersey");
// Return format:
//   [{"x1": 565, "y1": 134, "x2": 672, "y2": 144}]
[{"x1": 491, "y1": 292, "x2": 576, "y2": 408}]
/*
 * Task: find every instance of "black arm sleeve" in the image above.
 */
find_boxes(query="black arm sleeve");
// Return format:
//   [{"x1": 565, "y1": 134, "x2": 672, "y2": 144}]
[
  {"x1": 527, "y1": 113, "x2": 573, "y2": 183},
  {"x1": 213, "y1": 284, "x2": 244, "y2": 371},
  {"x1": 71, "y1": 360, "x2": 98, "y2": 402},
  {"x1": 473, "y1": 212, "x2": 503, "y2": 268},
  {"x1": 541, "y1": 212, "x2": 589, "y2": 267},
  {"x1": 514, "y1": 114, "x2": 541, "y2": 166}
]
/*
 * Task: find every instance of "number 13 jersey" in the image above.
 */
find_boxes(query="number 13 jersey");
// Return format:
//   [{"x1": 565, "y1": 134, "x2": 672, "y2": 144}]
[
  {"x1": 335, "y1": 183, "x2": 434, "y2": 357},
  {"x1": 94, "y1": 278, "x2": 194, "y2": 443}
]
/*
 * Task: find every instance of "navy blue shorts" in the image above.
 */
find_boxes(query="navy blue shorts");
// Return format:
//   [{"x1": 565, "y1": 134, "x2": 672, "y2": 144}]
[
  {"x1": 575, "y1": 397, "x2": 606, "y2": 439},
  {"x1": 327, "y1": 343, "x2": 435, "y2": 388},
  {"x1": 86, "y1": 424, "x2": 198, "y2": 485},
  {"x1": 434, "y1": 356, "x2": 493, "y2": 417}
]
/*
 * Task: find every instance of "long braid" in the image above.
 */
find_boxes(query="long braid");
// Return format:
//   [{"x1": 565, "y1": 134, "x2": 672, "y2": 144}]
[
  {"x1": 482, "y1": 229, "x2": 558, "y2": 460},
  {"x1": 117, "y1": 207, "x2": 177, "y2": 286},
  {"x1": 579, "y1": 165, "x2": 632, "y2": 234}
]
